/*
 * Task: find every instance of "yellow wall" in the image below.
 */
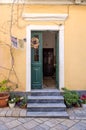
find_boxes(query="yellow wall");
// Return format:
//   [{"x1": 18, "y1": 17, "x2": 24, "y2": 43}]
[{"x1": 0, "y1": 4, "x2": 86, "y2": 91}]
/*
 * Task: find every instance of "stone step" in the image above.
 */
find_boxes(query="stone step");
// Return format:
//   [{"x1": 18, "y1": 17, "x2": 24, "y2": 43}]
[
  {"x1": 28, "y1": 96, "x2": 64, "y2": 103},
  {"x1": 27, "y1": 103, "x2": 66, "y2": 112},
  {"x1": 27, "y1": 111, "x2": 69, "y2": 118},
  {"x1": 31, "y1": 89, "x2": 61, "y2": 96},
  {"x1": 27, "y1": 89, "x2": 69, "y2": 118}
]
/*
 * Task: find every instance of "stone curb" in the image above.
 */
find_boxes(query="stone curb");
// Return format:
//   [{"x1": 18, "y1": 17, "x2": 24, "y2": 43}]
[{"x1": 0, "y1": 107, "x2": 27, "y2": 117}]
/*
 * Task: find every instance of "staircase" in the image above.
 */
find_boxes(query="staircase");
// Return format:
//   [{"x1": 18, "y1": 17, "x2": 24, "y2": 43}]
[{"x1": 27, "y1": 89, "x2": 69, "y2": 118}]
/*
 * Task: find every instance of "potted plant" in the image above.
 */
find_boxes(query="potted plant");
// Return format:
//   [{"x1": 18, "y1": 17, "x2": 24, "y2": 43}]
[
  {"x1": 16, "y1": 96, "x2": 27, "y2": 109},
  {"x1": 0, "y1": 79, "x2": 10, "y2": 107},
  {"x1": 0, "y1": 79, "x2": 18, "y2": 107},
  {"x1": 8, "y1": 97, "x2": 16, "y2": 108},
  {"x1": 62, "y1": 88, "x2": 80, "y2": 108},
  {"x1": 80, "y1": 94, "x2": 86, "y2": 108},
  {"x1": 19, "y1": 97, "x2": 27, "y2": 109}
]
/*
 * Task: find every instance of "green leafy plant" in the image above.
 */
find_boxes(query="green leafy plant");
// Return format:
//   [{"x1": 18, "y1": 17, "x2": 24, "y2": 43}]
[
  {"x1": 8, "y1": 98, "x2": 16, "y2": 103},
  {"x1": 8, "y1": 94, "x2": 27, "y2": 108},
  {"x1": 0, "y1": 79, "x2": 18, "y2": 93},
  {"x1": 62, "y1": 88, "x2": 80, "y2": 108},
  {"x1": 8, "y1": 93, "x2": 17, "y2": 104},
  {"x1": 0, "y1": 80, "x2": 10, "y2": 92},
  {"x1": 17, "y1": 96, "x2": 27, "y2": 108}
]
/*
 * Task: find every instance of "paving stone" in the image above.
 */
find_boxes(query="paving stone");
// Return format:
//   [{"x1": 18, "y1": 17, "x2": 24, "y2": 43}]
[
  {"x1": 55, "y1": 118, "x2": 65, "y2": 123},
  {"x1": 18, "y1": 118, "x2": 32, "y2": 123},
  {"x1": 69, "y1": 116, "x2": 75, "y2": 120},
  {"x1": 30, "y1": 125, "x2": 46, "y2": 130},
  {"x1": 23, "y1": 120, "x2": 39, "y2": 129},
  {"x1": 44, "y1": 119, "x2": 59, "y2": 127},
  {"x1": 0, "y1": 108, "x2": 3, "y2": 112},
  {"x1": 12, "y1": 108, "x2": 21, "y2": 117},
  {"x1": 5, "y1": 109, "x2": 13, "y2": 117},
  {"x1": 0, "y1": 120, "x2": 4, "y2": 125},
  {"x1": 0, "y1": 108, "x2": 9, "y2": 117},
  {"x1": 81, "y1": 120, "x2": 86, "y2": 124},
  {"x1": 33, "y1": 118, "x2": 44, "y2": 123},
  {"x1": 51, "y1": 118, "x2": 61, "y2": 123},
  {"x1": 39, "y1": 123, "x2": 50, "y2": 130},
  {"x1": 50, "y1": 124, "x2": 68, "y2": 130},
  {"x1": 5, "y1": 120, "x2": 22, "y2": 129},
  {"x1": 37, "y1": 118, "x2": 49, "y2": 121},
  {"x1": 0, "y1": 124, "x2": 9, "y2": 130},
  {"x1": 76, "y1": 117, "x2": 86, "y2": 120},
  {"x1": 67, "y1": 108, "x2": 76, "y2": 119},
  {"x1": 61, "y1": 119, "x2": 76, "y2": 127},
  {"x1": 12, "y1": 125, "x2": 27, "y2": 130},
  {"x1": 20, "y1": 109, "x2": 27, "y2": 117},
  {"x1": 0, "y1": 117, "x2": 16, "y2": 123},
  {"x1": 69, "y1": 121, "x2": 86, "y2": 130},
  {"x1": 73, "y1": 120, "x2": 80, "y2": 123}
]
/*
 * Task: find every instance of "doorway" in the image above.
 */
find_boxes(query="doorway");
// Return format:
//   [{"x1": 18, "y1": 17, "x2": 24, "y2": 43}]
[
  {"x1": 31, "y1": 31, "x2": 59, "y2": 89},
  {"x1": 43, "y1": 31, "x2": 58, "y2": 89},
  {"x1": 26, "y1": 25, "x2": 64, "y2": 92}
]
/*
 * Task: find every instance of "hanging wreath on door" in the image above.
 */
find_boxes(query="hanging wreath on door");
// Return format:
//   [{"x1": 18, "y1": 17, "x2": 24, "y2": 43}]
[{"x1": 31, "y1": 37, "x2": 39, "y2": 49}]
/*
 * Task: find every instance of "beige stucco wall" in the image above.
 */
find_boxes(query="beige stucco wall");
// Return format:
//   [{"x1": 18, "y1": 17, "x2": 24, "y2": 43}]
[{"x1": 0, "y1": 4, "x2": 86, "y2": 91}]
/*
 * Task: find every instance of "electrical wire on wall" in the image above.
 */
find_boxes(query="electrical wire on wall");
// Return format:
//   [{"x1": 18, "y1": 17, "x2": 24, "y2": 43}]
[
  {"x1": 63, "y1": 4, "x2": 70, "y2": 25},
  {"x1": 0, "y1": 0, "x2": 26, "y2": 88},
  {"x1": 7, "y1": 0, "x2": 19, "y2": 86}
]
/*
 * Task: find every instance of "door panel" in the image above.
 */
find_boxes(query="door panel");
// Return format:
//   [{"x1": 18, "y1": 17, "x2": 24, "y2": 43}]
[
  {"x1": 55, "y1": 31, "x2": 59, "y2": 88},
  {"x1": 31, "y1": 31, "x2": 42, "y2": 89}
]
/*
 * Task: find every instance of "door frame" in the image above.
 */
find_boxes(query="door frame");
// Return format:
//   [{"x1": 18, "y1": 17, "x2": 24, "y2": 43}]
[{"x1": 26, "y1": 25, "x2": 64, "y2": 92}]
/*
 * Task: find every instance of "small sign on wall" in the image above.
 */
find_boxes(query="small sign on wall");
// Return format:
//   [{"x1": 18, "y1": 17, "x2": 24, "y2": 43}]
[
  {"x1": 11, "y1": 36, "x2": 18, "y2": 49},
  {"x1": 11, "y1": 36, "x2": 25, "y2": 50},
  {"x1": 18, "y1": 39, "x2": 24, "y2": 49}
]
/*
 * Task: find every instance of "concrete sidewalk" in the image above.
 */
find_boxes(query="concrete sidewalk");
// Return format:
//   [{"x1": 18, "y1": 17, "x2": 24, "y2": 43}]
[{"x1": 0, "y1": 107, "x2": 86, "y2": 130}]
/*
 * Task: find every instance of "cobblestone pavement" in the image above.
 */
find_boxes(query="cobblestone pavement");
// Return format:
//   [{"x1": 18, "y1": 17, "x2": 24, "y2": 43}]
[{"x1": 0, "y1": 107, "x2": 86, "y2": 130}]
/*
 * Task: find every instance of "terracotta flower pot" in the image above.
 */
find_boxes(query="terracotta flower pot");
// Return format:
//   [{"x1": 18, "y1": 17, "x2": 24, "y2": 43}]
[{"x1": 0, "y1": 93, "x2": 10, "y2": 107}]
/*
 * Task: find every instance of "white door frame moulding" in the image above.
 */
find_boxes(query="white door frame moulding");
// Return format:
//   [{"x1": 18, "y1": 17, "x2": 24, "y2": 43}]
[{"x1": 26, "y1": 25, "x2": 64, "y2": 92}]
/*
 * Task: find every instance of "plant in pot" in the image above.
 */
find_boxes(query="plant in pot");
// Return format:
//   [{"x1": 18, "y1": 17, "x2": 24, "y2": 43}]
[
  {"x1": 0, "y1": 79, "x2": 18, "y2": 108},
  {"x1": 19, "y1": 97, "x2": 27, "y2": 109},
  {"x1": 71, "y1": 91, "x2": 81, "y2": 107},
  {"x1": 0, "y1": 79, "x2": 10, "y2": 107},
  {"x1": 80, "y1": 94, "x2": 86, "y2": 108},
  {"x1": 62, "y1": 88, "x2": 80, "y2": 108},
  {"x1": 16, "y1": 96, "x2": 27, "y2": 109},
  {"x1": 8, "y1": 96, "x2": 16, "y2": 108}
]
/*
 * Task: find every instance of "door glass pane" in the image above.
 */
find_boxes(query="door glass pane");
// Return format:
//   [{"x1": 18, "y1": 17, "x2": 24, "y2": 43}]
[
  {"x1": 33, "y1": 35, "x2": 39, "y2": 61},
  {"x1": 34, "y1": 48, "x2": 39, "y2": 61}
]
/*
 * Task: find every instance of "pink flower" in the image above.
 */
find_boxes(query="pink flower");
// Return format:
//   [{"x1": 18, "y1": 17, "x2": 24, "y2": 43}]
[{"x1": 80, "y1": 94, "x2": 86, "y2": 104}]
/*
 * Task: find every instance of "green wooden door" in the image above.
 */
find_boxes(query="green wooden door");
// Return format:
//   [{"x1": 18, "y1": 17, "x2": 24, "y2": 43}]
[
  {"x1": 31, "y1": 31, "x2": 42, "y2": 89},
  {"x1": 55, "y1": 31, "x2": 59, "y2": 88}
]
